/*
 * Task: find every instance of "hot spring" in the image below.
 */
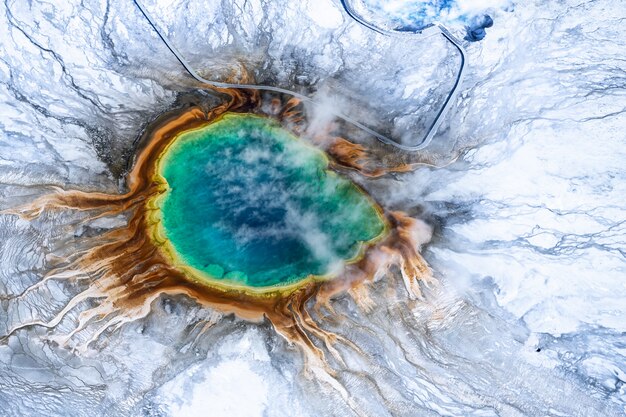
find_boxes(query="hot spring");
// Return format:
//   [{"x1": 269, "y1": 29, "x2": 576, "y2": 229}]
[
  {"x1": 2, "y1": 0, "x2": 622, "y2": 415},
  {"x1": 148, "y1": 113, "x2": 387, "y2": 291},
  {"x1": 2, "y1": 94, "x2": 431, "y2": 375}
]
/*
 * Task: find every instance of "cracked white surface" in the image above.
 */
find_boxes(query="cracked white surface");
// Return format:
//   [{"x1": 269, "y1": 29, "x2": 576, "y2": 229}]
[{"x1": 0, "y1": 0, "x2": 625, "y2": 416}]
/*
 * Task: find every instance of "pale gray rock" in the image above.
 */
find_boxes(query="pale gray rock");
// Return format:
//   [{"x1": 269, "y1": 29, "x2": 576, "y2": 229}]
[{"x1": 0, "y1": 0, "x2": 624, "y2": 416}]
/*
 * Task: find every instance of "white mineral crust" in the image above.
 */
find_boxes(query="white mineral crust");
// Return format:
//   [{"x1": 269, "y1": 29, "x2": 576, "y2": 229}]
[{"x1": 0, "y1": 0, "x2": 624, "y2": 416}]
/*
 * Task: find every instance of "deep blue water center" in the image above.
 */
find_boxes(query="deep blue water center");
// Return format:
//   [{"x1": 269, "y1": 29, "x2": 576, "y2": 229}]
[{"x1": 155, "y1": 113, "x2": 386, "y2": 289}]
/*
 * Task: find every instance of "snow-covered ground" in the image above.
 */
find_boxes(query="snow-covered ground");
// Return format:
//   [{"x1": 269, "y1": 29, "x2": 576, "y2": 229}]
[{"x1": 0, "y1": 0, "x2": 624, "y2": 416}]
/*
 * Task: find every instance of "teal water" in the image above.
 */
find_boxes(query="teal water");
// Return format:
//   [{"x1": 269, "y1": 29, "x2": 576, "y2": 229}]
[{"x1": 157, "y1": 113, "x2": 386, "y2": 288}]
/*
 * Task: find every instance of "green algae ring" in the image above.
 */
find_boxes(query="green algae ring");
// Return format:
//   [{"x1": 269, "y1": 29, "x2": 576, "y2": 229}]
[{"x1": 147, "y1": 113, "x2": 388, "y2": 294}]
